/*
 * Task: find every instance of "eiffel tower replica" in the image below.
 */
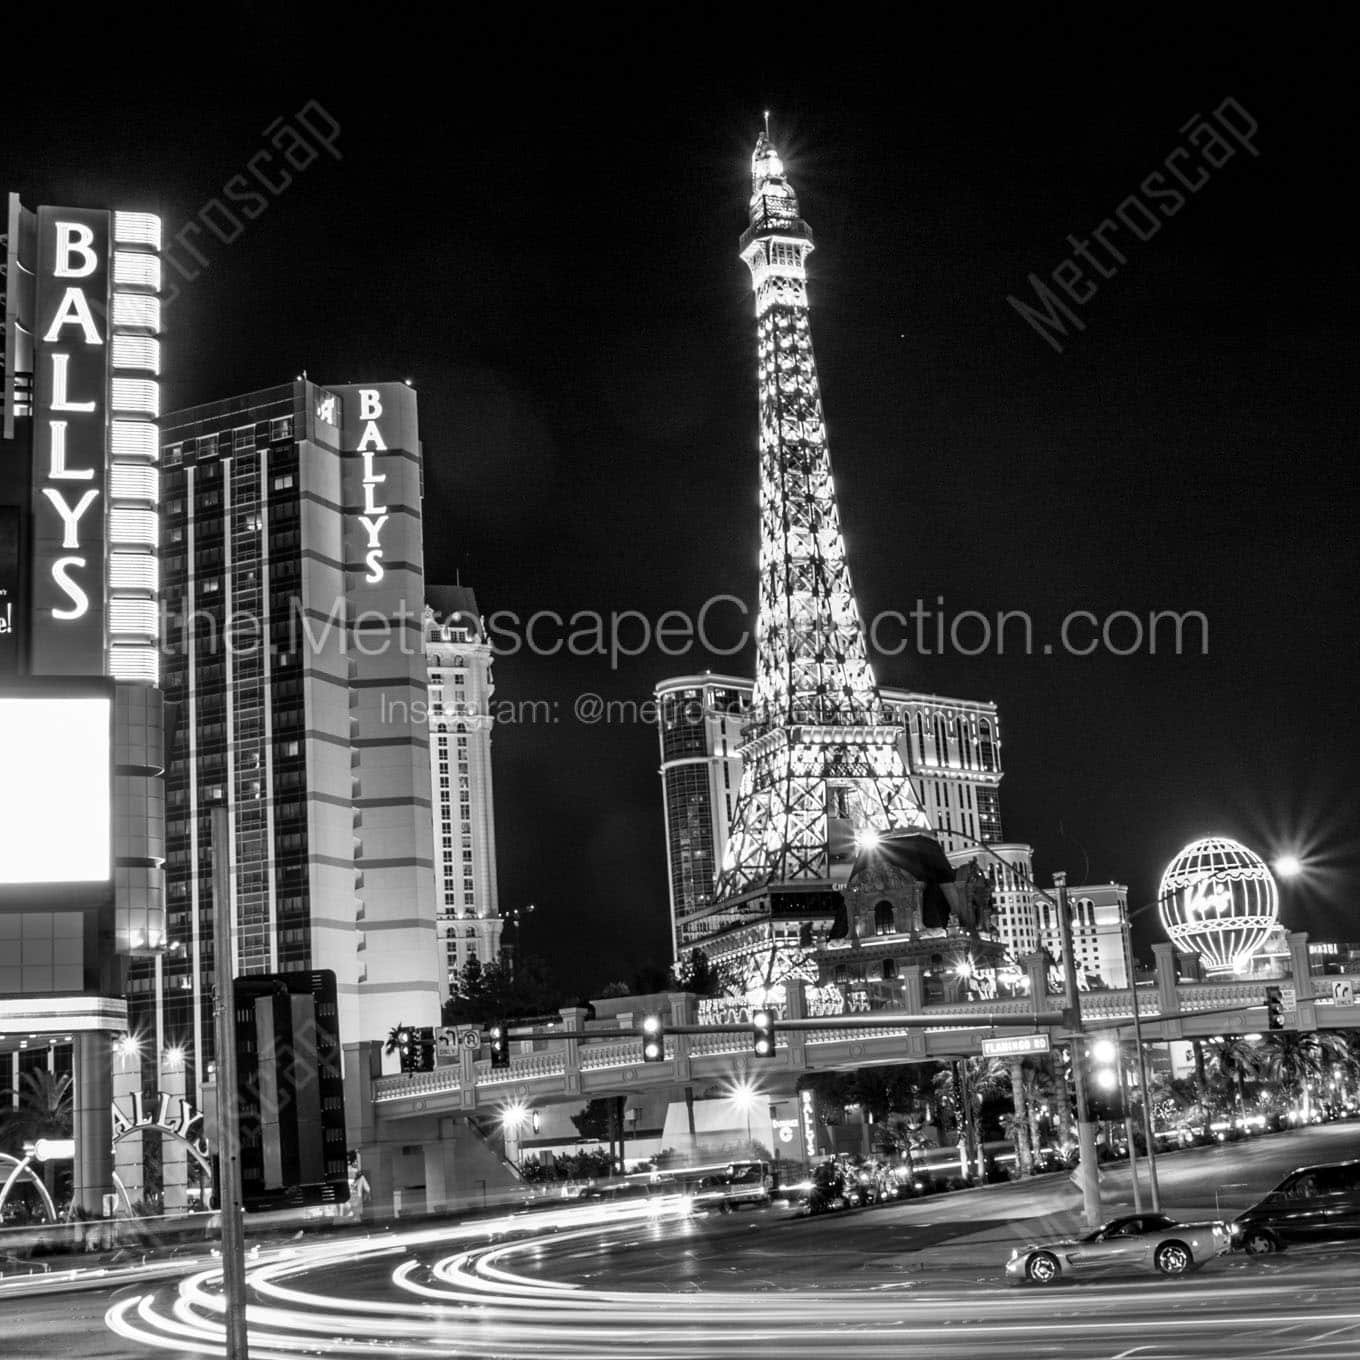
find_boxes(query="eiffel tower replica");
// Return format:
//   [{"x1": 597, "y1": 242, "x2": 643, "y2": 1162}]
[{"x1": 692, "y1": 125, "x2": 1000, "y2": 992}]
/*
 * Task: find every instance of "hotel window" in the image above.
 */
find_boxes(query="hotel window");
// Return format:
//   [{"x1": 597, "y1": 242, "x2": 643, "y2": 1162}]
[
  {"x1": 270, "y1": 416, "x2": 293, "y2": 441},
  {"x1": 233, "y1": 426, "x2": 255, "y2": 452},
  {"x1": 272, "y1": 473, "x2": 294, "y2": 491}
]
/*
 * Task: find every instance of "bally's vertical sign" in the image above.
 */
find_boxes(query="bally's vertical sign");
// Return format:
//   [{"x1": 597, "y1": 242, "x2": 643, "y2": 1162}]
[
  {"x1": 30, "y1": 207, "x2": 109, "y2": 675},
  {"x1": 347, "y1": 387, "x2": 389, "y2": 585}
]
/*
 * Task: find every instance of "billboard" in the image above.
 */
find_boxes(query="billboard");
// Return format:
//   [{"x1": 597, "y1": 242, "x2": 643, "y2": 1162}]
[
  {"x1": 233, "y1": 970, "x2": 349, "y2": 1211},
  {"x1": 0, "y1": 687, "x2": 111, "y2": 884},
  {"x1": 29, "y1": 207, "x2": 110, "y2": 676}
]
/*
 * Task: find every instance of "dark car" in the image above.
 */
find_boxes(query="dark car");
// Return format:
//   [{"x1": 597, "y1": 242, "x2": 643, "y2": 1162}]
[{"x1": 1232, "y1": 1158, "x2": 1360, "y2": 1254}]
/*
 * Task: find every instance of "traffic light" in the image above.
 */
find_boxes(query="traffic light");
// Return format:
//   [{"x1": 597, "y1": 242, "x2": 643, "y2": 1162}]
[
  {"x1": 488, "y1": 1022, "x2": 511, "y2": 1069},
  {"x1": 395, "y1": 1027, "x2": 415, "y2": 1075},
  {"x1": 752, "y1": 1008, "x2": 776, "y2": 1059},
  {"x1": 416, "y1": 1026, "x2": 436, "y2": 1072},
  {"x1": 1082, "y1": 1035, "x2": 1125, "y2": 1121},
  {"x1": 641, "y1": 1014, "x2": 665, "y2": 1063},
  {"x1": 1265, "y1": 985, "x2": 1284, "y2": 1031}
]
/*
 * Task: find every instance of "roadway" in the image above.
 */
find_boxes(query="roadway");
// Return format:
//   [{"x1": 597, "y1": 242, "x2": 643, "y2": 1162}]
[{"x1": 0, "y1": 1123, "x2": 1354, "y2": 1359}]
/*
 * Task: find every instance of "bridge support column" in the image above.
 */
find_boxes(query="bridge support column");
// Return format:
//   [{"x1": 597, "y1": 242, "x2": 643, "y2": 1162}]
[
  {"x1": 1152, "y1": 944, "x2": 1182, "y2": 1040},
  {"x1": 1286, "y1": 933, "x2": 1317, "y2": 1031},
  {"x1": 900, "y1": 967, "x2": 927, "y2": 1060},
  {"x1": 1021, "y1": 952, "x2": 1049, "y2": 1004},
  {"x1": 559, "y1": 1008, "x2": 588, "y2": 1096}
]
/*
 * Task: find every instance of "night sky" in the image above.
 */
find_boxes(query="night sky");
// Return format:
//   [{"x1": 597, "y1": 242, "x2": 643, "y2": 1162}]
[{"x1": 9, "y1": 13, "x2": 1356, "y2": 991}]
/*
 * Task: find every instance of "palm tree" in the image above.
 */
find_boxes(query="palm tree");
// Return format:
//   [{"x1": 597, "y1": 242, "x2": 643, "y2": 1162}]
[
  {"x1": 1203, "y1": 1034, "x2": 1261, "y2": 1117},
  {"x1": 0, "y1": 1070, "x2": 73, "y2": 1154},
  {"x1": 0, "y1": 1071, "x2": 73, "y2": 1208},
  {"x1": 1257, "y1": 1030, "x2": 1350, "y2": 1119},
  {"x1": 1015, "y1": 1061, "x2": 1058, "y2": 1160}
]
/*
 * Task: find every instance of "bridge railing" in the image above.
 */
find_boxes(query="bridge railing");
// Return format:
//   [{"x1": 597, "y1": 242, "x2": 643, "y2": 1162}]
[{"x1": 369, "y1": 942, "x2": 1349, "y2": 1109}]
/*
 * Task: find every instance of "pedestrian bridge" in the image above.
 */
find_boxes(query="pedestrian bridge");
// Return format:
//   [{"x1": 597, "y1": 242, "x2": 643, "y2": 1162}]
[{"x1": 367, "y1": 935, "x2": 1359, "y2": 1127}]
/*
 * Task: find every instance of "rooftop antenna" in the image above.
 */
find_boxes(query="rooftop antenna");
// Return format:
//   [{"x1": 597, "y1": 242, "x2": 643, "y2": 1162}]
[{"x1": 763, "y1": 109, "x2": 771, "y2": 137}]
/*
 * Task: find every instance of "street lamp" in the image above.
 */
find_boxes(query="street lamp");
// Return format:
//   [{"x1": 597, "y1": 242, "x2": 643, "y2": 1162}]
[
  {"x1": 727, "y1": 1080, "x2": 759, "y2": 1147},
  {"x1": 500, "y1": 1099, "x2": 531, "y2": 1165},
  {"x1": 1272, "y1": 854, "x2": 1303, "y2": 879}
]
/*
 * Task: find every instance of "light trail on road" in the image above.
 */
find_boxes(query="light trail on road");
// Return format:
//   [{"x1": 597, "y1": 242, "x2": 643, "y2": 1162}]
[{"x1": 106, "y1": 1196, "x2": 1360, "y2": 1359}]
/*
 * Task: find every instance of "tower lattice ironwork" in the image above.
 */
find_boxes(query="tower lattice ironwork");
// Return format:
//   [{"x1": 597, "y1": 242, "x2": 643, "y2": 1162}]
[{"x1": 715, "y1": 128, "x2": 930, "y2": 900}]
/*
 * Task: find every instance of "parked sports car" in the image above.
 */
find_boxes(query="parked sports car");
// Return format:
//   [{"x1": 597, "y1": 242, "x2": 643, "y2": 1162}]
[{"x1": 1005, "y1": 1212, "x2": 1230, "y2": 1284}]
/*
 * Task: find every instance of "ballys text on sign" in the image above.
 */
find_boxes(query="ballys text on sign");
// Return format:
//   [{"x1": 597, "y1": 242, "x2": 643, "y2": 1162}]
[
  {"x1": 31, "y1": 208, "x2": 109, "y2": 674},
  {"x1": 354, "y1": 387, "x2": 388, "y2": 584}
]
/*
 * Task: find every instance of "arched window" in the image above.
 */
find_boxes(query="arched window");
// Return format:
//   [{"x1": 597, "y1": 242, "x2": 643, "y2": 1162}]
[
  {"x1": 978, "y1": 719, "x2": 995, "y2": 771},
  {"x1": 453, "y1": 657, "x2": 465, "y2": 668},
  {"x1": 933, "y1": 714, "x2": 949, "y2": 761},
  {"x1": 874, "y1": 901, "x2": 895, "y2": 935},
  {"x1": 955, "y1": 716, "x2": 968, "y2": 766}
]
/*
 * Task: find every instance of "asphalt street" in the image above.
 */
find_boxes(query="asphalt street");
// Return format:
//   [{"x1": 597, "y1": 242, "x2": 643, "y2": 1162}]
[{"x1": 0, "y1": 1122, "x2": 1355, "y2": 1359}]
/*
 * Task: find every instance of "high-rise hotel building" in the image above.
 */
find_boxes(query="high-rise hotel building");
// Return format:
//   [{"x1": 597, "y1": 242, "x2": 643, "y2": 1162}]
[
  {"x1": 128, "y1": 379, "x2": 444, "y2": 1097},
  {"x1": 423, "y1": 584, "x2": 502, "y2": 983},
  {"x1": 655, "y1": 674, "x2": 1040, "y2": 961}
]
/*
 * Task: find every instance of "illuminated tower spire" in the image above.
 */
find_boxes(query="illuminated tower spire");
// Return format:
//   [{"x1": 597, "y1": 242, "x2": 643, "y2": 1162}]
[{"x1": 715, "y1": 125, "x2": 930, "y2": 899}]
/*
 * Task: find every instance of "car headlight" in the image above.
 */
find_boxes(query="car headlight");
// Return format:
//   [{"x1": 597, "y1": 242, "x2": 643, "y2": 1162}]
[{"x1": 1009, "y1": 1248, "x2": 1019, "y2": 1261}]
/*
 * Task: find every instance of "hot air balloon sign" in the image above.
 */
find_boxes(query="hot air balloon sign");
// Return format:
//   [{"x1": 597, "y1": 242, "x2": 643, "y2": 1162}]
[{"x1": 1158, "y1": 835, "x2": 1280, "y2": 974}]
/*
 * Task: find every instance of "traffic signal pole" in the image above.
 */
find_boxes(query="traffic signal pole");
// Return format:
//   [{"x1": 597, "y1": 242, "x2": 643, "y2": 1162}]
[
  {"x1": 1116, "y1": 1048, "x2": 1142, "y2": 1214},
  {"x1": 1055, "y1": 871, "x2": 1103, "y2": 1230}
]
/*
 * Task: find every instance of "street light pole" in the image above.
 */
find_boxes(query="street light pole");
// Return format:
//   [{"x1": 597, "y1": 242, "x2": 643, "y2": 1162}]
[
  {"x1": 1055, "y1": 871, "x2": 1103, "y2": 1230},
  {"x1": 1121, "y1": 916, "x2": 1162, "y2": 1211},
  {"x1": 1116, "y1": 1041, "x2": 1142, "y2": 1214}
]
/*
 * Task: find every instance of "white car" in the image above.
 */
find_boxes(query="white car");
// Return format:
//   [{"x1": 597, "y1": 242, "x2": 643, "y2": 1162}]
[{"x1": 1006, "y1": 1212, "x2": 1230, "y2": 1284}]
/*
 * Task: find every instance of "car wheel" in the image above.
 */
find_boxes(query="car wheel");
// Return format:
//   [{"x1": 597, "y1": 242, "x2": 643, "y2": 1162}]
[
  {"x1": 1242, "y1": 1230, "x2": 1278, "y2": 1255},
  {"x1": 1155, "y1": 1241, "x2": 1192, "y2": 1275},
  {"x1": 1026, "y1": 1251, "x2": 1060, "y2": 1284}
]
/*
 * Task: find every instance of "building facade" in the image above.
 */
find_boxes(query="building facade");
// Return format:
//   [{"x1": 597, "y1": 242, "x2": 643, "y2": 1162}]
[
  {"x1": 129, "y1": 379, "x2": 443, "y2": 1118},
  {"x1": 423, "y1": 585, "x2": 502, "y2": 985},
  {"x1": 1, "y1": 194, "x2": 167, "y2": 1210},
  {"x1": 656, "y1": 675, "x2": 1040, "y2": 963},
  {"x1": 1037, "y1": 882, "x2": 1130, "y2": 987}
]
